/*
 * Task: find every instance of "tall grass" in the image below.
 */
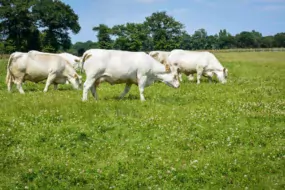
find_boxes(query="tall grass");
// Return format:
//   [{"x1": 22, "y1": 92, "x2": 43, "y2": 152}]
[{"x1": 0, "y1": 52, "x2": 284, "y2": 189}]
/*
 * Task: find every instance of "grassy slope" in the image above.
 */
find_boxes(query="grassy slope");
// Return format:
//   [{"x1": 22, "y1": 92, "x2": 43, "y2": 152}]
[{"x1": 0, "y1": 52, "x2": 284, "y2": 189}]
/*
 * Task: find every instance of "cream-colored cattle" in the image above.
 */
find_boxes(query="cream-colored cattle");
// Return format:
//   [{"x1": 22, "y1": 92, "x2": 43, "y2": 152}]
[
  {"x1": 168, "y1": 49, "x2": 228, "y2": 84},
  {"x1": 6, "y1": 51, "x2": 82, "y2": 93},
  {"x1": 82, "y1": 49, "x2": 180, "y2": 101},
  {"x1": 149, "y1": 50, "x2": 194, "y2": 81},
  {"x1": 59, "y1": 52, "x2": 81, "y2": 70}
]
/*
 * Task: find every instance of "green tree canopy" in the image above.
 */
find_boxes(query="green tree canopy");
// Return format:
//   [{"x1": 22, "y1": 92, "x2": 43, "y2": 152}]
[
  {"x1": 112, "y1": 23, "x2": 149, "y2": 51},
  {"x1": 93, "y1": 24, "x2": 113, "y2": 49},
  {"x1": 0, "y1": 0, "x2": 80, "y2": 53},
  {"x1": 32, "y1": 0, "x2": 80, "y2": 52},
  {"x1": 144, "y1": 11, "x2": 185, "y2": 51},
  {"x1": 274, "y1": 33, "x2": 285, "y2": 47}
]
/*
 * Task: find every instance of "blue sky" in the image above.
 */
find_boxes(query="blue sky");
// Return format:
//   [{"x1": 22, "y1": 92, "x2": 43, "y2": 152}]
[{"x1": 62, "y1": 0, "x2": 285, "y2": 43}]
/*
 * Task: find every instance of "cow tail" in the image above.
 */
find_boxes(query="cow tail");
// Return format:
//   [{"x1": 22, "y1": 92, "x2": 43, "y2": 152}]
[
  {"x1": 81, "y1": 53, "x2": 87, "y2": 74},
  {"x1": 81, "y1": 52, "x2": 92, "y2": 74},
  {"x1": 5, "y1": 54, "x2": 14, "y2": 85}
]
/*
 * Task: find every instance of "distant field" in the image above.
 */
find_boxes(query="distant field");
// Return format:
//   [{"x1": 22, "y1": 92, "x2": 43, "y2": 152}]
[{"x1": 0, "y1": 52, "x2": 284, "y2": 189}]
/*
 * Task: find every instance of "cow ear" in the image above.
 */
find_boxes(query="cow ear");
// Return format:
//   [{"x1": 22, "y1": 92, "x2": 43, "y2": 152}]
[{"x1": 74, "y1": 74, "x2": 78, "y2": 79}]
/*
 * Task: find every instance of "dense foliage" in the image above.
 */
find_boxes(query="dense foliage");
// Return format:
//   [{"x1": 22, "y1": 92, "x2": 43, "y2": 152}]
[
  {"x1": 0, "y1": 0, "x2": 80, "y2": 53},
  {"x1": 73, "y1": 11, "x2": 285, "y2": 55},
  {"x1": 1, "y1": 2, "x2": 284, "y2": 56}
]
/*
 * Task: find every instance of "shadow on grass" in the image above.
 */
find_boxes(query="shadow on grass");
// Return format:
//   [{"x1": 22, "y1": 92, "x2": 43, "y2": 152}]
[{"x1": 107, "y1": 94, "x2": 140, "y2": 101}]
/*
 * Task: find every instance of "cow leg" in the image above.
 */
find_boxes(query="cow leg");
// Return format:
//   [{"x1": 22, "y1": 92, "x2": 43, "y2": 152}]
[
  {"x1": 90, "y1": 85, "x2": 98, "y2": 100},
  {"x1": 82, "y1": 77, "x2": 96, "y2": 101},
  {"x1": 16, "y1": 82, "x2": 25, "y2": 94},
  {"x1": 196, "y1": 67, "x2": 203, "y2": 84},
  {"x1": 208, "y1": 76, "x2": 212, "y2": 83},
  {"x1": 119, "y1": 83, "x2": 132, "y2": 99},
  {"x1": 138, "y1": 76, "x2": 147, "y2": 101},
  {"x1": 179, "y1": 73, "x2": 183, "y2": 82},
  {"x1": 54, "y1": 84, "x2": 58, "y2": 90},
  {"x1": 7, "y1": 79, "x2": 13, "y2": 92},
  {"x1": 188, "y1": 74, "x2": 195, "y2": 81},
  {"x1": 44, "y1": 73, "x2": 57, "y2": 92}
]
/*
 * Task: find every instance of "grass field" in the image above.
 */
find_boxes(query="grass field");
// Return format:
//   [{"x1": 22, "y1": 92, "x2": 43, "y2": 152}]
[{"x1": 0, "y1": 52, "x2": 284, "y2": 189}]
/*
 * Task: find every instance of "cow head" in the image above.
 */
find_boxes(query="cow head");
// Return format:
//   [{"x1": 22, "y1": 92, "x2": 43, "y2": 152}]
[
  {"x1": 68, "y1": 74, "x2": 82, "y2": 89},
  {"x1": 157, "y1": 72, "x2": 180, "y2": 88},
  {"x1": 215, "y1": 68, "x2": 228, "y2": 84}
]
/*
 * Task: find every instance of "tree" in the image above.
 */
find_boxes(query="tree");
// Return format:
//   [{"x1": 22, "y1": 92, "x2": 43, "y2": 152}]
[
  {"x1": 179, "y1": 32, "x2": 192, "y2": 50},
  {"x1": 191, "y1": 28, "x2": 208, "y2": 50},
  {"x1": 92, "y1": 24, "x2": 113, "y2": 49},
  {"x1": 260, "y1": 36, "x2": 274, "y2": 48},
  {"x1": 218, "y1": 29, "x2": 235, "y2": 49},
  {"x1": 235, "y1": 30, "x2": 262, "y2": 48},
  {"x1": 206, "y1": 35, "x2": 219, "y2": 50},
  {"x1": 144, "y1": 11, "x2": 185, "y2": 51},
  {"x1": 0, "y1": 0, "x2": 39, "y2": 52},
  {"x1": 274, "y1": 33, "x2": 285, "y2": 47},
  {"x1": 70, "y1": 40, "x2": 99, "y2": 56},
  {"x1": 112, "y1": 23, "x2": 149, "y2": 51},
  {"x1": 32, "y1": 0, "x2": 81, "y2": 52},
  {"x1": 0, "y1": 0, "x2": 80, "y2": 53}
]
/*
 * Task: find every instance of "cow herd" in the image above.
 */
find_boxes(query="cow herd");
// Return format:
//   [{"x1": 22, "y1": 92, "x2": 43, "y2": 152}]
[{"x1": 5, "y1": 49, "x2": 228, "y2": 101}]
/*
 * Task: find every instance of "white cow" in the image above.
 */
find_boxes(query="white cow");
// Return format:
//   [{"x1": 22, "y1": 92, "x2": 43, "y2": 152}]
[
  {"x1": 168, "y1": 50, "x2": 228, "y2": 84},
  {"x1": 6, "y1": 50, "x2": 82, "y2": 93},
  {"x1": 149, "y1": 51, "x2": 170, "y2": 67},
  {"x1": 81, "y1": 49, "x2": 180, "y2": 101},
  {"x1": 59, "y1": 52, "x2": 81, "y2": 70},
  {"x1": 149, "y1": 50, "x2": 194, "y2": 82}
]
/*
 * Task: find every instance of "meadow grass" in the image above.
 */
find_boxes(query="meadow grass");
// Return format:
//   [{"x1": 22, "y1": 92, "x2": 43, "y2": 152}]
[{"x1": 0, "y1": 52, "x2": 284, "y2": 189}]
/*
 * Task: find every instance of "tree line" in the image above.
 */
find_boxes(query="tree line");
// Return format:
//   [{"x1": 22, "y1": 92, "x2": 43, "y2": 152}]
[
  {"x1": 1, "y1": 1, "x2": 284, "y2": 56},
  {"x1": 0, "y1": 0, "x2": 80, "y2": 54}
]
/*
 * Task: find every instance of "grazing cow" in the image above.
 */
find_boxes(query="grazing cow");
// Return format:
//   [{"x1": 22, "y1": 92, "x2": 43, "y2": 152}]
[
  {"x1": 81, "y1": 49, "x2": 180, "y2": 101},
  {"x1": 149, "y1": 50, "x2": 194, "y2": 82},
  {"x1": 168, "y1": 50, "x2": 228, "y2": 84},
  {"x1": 6, "y1": 51, "x2": 82, "y2": 93},
  {"x1": 59, "y1": 52, "x2": 81, "y2": 70},
  {"x1": 149, "y1": 51, "x2": 170, "y2": 68}
]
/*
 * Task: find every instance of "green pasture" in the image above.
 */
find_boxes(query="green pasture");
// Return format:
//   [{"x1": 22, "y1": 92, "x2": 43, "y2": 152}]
[{"x1": 0, "y1": 52, "x2": 284, "y2": 189}]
